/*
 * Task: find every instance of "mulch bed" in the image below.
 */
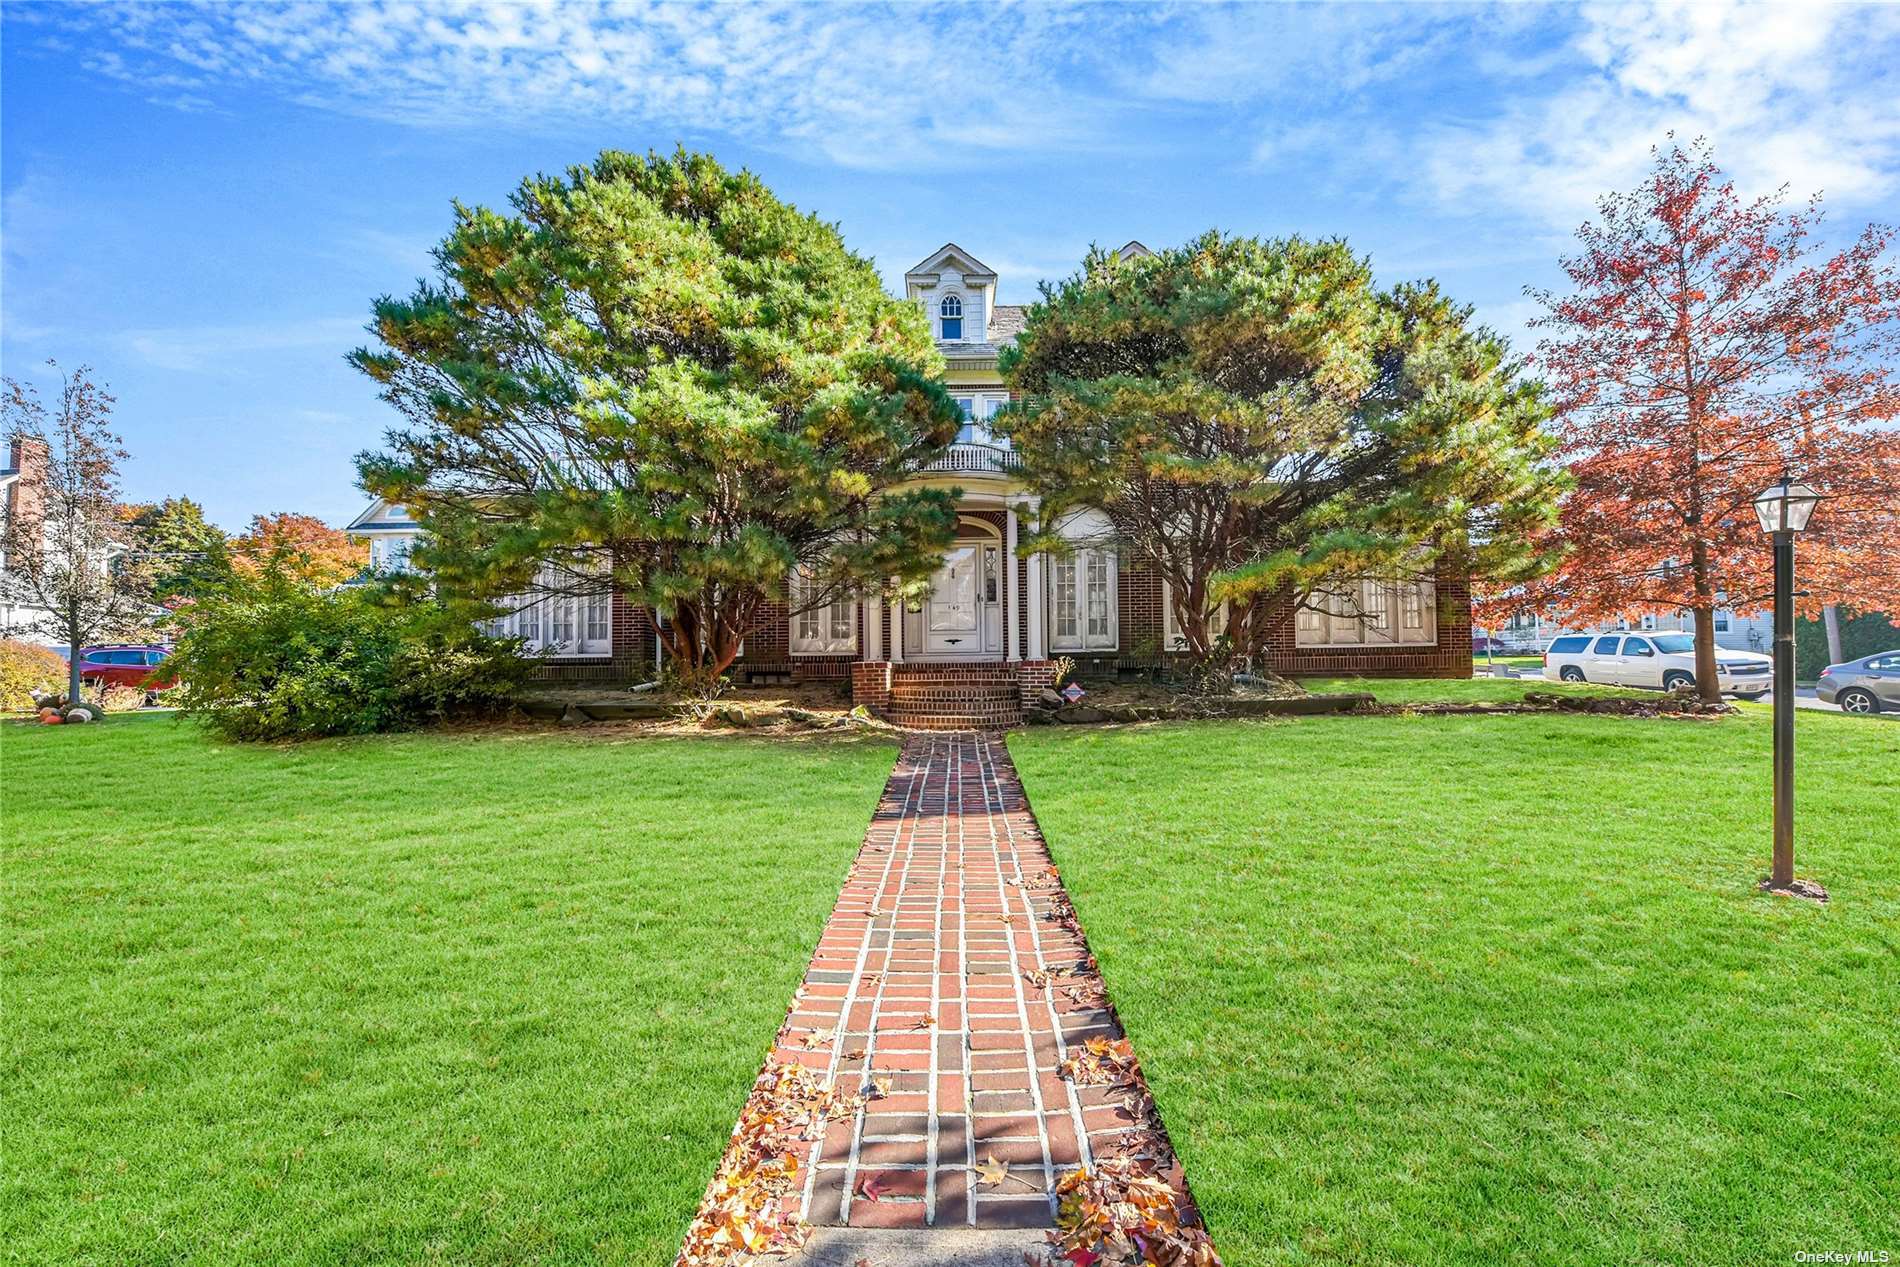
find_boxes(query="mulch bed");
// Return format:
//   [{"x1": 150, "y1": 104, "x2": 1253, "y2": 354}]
[{"x1": 1386, "y1": 691, "x2": 1739, "y2": 720}]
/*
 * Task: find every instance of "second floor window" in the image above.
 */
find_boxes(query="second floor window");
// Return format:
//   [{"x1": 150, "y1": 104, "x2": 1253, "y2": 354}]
[{"x1": 939, "y1": 294, "x2": 963, "y2": 340}]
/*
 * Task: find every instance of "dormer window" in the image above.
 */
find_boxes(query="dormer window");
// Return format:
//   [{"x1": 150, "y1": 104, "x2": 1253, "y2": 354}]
[{"x1": 939, "y1": 294, "x2": 963, "y2": 340}]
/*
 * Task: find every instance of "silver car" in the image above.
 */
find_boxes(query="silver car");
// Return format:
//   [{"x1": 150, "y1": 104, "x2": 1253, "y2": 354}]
[{"x1": 1816, "y1": 650, "x2": 1900, "y2": 714}]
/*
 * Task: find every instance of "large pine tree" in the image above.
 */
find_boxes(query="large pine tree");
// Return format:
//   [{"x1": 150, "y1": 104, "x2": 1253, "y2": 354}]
[
  {"x1": 353, "y1": 149, "x2": 963, "y2": 681},
  {"x1": 1000, "y1": 233, "x2": 1565, "y2": 657}
]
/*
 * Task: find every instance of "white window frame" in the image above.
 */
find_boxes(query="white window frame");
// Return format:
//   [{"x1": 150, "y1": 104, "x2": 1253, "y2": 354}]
[
  {"x1": 1162, "y1": 579, "x2": 1230, "y2": 652},
  {"x1": 486, "y1": 564, "x2": 613, "y2": 658},
  {"x1": 939, "y1": 293, "x2": 964, "y2": 340},
  {"x1": 368, "y1": 533, "x2": 418, "y2": 573},
  {"x1": 1048, "y1": 547, "x2": 1118, "y2": 652},
  {"x1": 1295, "y1": 576, "x2": 1438, "y2": 649},
  {"x1": 789, "y1": 566, "x2": 858, "y2": 656}
]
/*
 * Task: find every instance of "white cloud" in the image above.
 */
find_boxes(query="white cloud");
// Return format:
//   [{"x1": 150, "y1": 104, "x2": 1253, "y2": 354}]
[
  {"x1": 124, "y1": 315, "x2": 366, "y2": 372},
  {"x1": 33, "y1": 1, "x2": 1131, "y2": 171},
  {"x1": 1422, "y1": 0, "x2": 1900, "y2": 227}
]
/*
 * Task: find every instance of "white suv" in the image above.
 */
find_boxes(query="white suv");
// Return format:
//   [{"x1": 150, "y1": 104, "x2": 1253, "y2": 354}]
[{"x1": 1542, "y1": 632, "x2": 1772, "y2": 699}]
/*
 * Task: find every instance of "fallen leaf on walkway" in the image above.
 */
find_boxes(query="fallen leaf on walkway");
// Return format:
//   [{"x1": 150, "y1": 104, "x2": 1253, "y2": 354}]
[
  {"x1": 856, "y1": 1173, "x2": 888, "y2": 1203},
  {"x1": 914, "y1": 1013, "x2": 936, "y2": 1030},
  {"x1": 973, "y1": 1155, "x2": 1010, "y2": 1187},
  {"x1": 799, "y1": 1028, "x2": 834, "y2": 1050},
  {"x1": 868, "y1": 1076, "x2": 891, "y2": 1100}
]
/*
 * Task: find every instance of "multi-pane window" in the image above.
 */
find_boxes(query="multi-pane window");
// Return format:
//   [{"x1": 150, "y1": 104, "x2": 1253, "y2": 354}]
[
  {"x1": 1049, "y1": 548, "x2": 1117, "y2": 651},
  {"x1": 1163, "y1": 581, "x2": 1229, "y2": 651},
  {"x1": 485, "y1": 565, "x2": 612, "y2": 656},
  {"x1": 939, "y1": 294, "x2": 963, "y2": 340},
  {"x1": 790, "y1": 566, "x2": 857, "y2": 655},
  {"x1": 369, "y1": 534, "x2": 416, "y2": 573},
  {"x1": 1295, "y1": 577, "x2": 1438, "y2": 648}
]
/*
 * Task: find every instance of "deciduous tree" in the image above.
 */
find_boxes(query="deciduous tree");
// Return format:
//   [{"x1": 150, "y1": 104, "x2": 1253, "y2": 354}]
[
  {"x1": 1, "y1": 363, "x2": 154, "y2": 703},
  {"x1": 128, "y1": 496, "x2": 232, "y2": 599},
  {"x1": 1508, "y1": 138, "x2": 1900, "y2": 701},
  {"x1": 230, "y1": 512, "x2": 364, "y2": 588},
  {"x1": 1000, "y1": 233, "x2": 1564, "y2": 658},
  {"x1": 352, "y1": 149, "x2": 962, "y2": 683}
]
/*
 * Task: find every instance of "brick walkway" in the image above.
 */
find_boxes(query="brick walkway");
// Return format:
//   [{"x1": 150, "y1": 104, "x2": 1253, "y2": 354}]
[{"x1": 763, "y1": 732, "x2": 1156, "y2": 1232}]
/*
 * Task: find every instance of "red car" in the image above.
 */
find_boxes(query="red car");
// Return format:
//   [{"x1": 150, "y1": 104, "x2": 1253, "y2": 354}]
[{"x1": 76, "y1": 644, "x2": 177, "y2": 693}]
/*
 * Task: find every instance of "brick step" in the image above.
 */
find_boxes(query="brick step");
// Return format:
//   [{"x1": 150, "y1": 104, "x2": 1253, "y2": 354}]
[
  {"x1": 886, "y1": 710, "x2": 1022, "y2": 732},
  {"x1": 889, "y1": 686, "x2": 1020, "y2": 702}
]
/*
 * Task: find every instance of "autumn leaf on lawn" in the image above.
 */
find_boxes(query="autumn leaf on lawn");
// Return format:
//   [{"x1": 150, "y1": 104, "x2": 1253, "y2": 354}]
[{"x1": 972, "y1": 1155, "x2": 1011, "y2": 1188}]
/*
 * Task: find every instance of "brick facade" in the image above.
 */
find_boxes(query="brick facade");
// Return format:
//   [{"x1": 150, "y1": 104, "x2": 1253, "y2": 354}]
[{"x1": 529, "y1": 554, "x2": 1474, "y2": 688}]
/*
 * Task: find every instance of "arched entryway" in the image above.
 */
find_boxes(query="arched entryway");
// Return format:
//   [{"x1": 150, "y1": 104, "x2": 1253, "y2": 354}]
[{"x1": 903, "y1": 515, "x2": 1005, "y2": 660}]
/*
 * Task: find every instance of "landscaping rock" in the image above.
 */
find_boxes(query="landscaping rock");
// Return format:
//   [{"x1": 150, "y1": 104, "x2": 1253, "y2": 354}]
[
  {"x1": 1054, "y1": 705, "x2": 1110, "y2": 724},
  {"x1": 1039, "y1": 687, "x2": 1065, "y2": 706}
]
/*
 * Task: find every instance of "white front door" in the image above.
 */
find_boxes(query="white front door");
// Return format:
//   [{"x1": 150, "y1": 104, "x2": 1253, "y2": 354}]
[
  {"x1": 909, "y1": 542, "x2": 1004, "y2": 659},
  {"x1": 925, "y1": 546, "x2": 980, "y2": 655}
]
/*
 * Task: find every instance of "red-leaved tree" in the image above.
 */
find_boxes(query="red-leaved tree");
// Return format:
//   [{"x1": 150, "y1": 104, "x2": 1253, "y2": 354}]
[
  {"x1": 229, "y1": 512, "x2": 366, "y2": 588},
  {"x1": 1495, "y1": 138, "x2": 1900, "y2": 700}
]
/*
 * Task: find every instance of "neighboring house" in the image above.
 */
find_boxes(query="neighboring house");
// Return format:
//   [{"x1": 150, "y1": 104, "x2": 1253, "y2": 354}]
[
  {"x1": 1, "y1": 435, "x2": 59, "y2": 645},
  {"x1": 349, "y1": 244, "x2": 1474, "y2": 716},
  {"x1": 1480, "y1": 607, "x2": 1774, "y2": 655}
]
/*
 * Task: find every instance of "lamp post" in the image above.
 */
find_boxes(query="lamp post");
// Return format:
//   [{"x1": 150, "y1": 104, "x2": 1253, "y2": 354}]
[{"x1": 1751, "y1": 475, "x2": 1823, "y2": 897}]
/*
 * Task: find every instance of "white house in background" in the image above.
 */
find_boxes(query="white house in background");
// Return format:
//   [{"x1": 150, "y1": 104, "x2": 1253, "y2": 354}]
[
  {"x1": 1, "y1": 436, "x2": 59, "y2": 644},
  {"x1": 1482, "y1": 606, "x2": 1773, "y2": 654}
]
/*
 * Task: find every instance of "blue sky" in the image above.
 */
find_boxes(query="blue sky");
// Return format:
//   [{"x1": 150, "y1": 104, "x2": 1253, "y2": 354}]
[{"x1": 4, "y1": 1, "x2": 1898, "y2": 531}]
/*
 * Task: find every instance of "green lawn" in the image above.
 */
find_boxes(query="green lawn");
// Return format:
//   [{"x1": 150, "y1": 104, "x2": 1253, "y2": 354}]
[
  {"x1": 1010, "y1": 702, "x2": 1899, "y2": 1266},
  {"x1": 1302, "y1": 674, "x2": 1649, "y2": 706},
  {"x1": 2, "y1": 716, "x2": 897, "y2": 1266}
]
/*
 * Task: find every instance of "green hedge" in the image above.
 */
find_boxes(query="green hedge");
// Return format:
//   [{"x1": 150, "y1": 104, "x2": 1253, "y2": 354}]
[
  {"x1": 1798, "y1": 609, "x2": 1899, "y2": 679},
  {"x1": 166, "y1": 569, "x2": 531, "y2": 741}
]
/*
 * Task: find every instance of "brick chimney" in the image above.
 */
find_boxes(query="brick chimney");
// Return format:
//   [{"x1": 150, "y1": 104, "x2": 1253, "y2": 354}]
[{"x1": 5, "y1": 434, "x2": 51, "y2": 550}]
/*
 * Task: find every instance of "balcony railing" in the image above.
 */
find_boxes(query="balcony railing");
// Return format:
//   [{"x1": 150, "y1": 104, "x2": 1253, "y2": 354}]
[{"x1": 918, "y1": 442, "x2": 1023, "y2": 477}]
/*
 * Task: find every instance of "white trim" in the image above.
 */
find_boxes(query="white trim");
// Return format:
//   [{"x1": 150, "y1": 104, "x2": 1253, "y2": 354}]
[
  {"x1": 1047, "y1": 547, "x2": 1118, "y2": 653},
  {"x1": 789, "y1": 566, "x2": 859, "y2": 656},
  {"x1": 1004, "y1": 507, "x2": 1020, "y2": 662},
  {"x1": 1295, "y1": 576, "x2": 1437, "y2": 649},
  {"x1": 486, "y1": 564, "x2": 613, "y2": 657},
  {"x1": 1162, "y1": 579, "x2": 1229, "y2": 652}
]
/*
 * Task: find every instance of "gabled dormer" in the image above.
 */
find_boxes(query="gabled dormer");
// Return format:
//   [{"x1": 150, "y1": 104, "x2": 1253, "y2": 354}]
[{"x1": 905, "y1": 243, "x2": 998, "y2": 344}]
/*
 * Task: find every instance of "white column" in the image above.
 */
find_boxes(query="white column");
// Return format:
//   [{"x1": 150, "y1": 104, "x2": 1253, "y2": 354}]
[
  {"x1": 1004, "y1": 506, "x2": 1021, "y2": 662},
  {"x1": 865, "y1": 592, "x2": 881, "y2": 660},
  {"x1": 1027, "y1": 554, "x2": 1045, "y2": 660},
  {"x1": 889, "y1": 597, "x2": 905, "y2": 663}
]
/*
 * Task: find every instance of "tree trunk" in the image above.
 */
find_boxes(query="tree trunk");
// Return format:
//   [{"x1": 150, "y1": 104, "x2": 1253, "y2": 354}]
[
  {"x1": 1822, "y1": 604, "x2": 1844, "y2": 665},
  {"x1": 1689, "y1": 542, "x2": 1721, "y2": 703},
  {"x1": 66, "y1": 606, "x2": 83, "y2": 707},
  {"x1": 1691, "y1": 607, "x2": 1721, "y2": 703}
]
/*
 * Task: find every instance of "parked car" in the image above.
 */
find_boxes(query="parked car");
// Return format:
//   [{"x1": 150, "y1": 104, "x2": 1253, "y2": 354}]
[
  {"x1": 1542, "y1": 632, "x2": 1772, "y2": 698},
  {"x1": 75, "y1": 644, "x2": 177, "y2": 695},
  {"x1": 1815, "y1": 650, "x2": 1900, "y2": 714}
]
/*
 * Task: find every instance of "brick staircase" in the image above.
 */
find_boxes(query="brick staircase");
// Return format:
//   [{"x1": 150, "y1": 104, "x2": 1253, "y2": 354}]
[{"x1": 885, "y1": 662, "x2": 1023, "y2": 731}]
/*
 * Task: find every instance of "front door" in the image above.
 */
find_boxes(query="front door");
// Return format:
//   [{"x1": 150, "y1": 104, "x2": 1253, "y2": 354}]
[{"x1": 913, "y1": 542, "x2": 1003, "y2": 658}]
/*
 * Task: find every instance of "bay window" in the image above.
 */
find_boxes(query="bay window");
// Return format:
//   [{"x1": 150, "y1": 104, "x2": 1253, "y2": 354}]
[
  {"x1": 1295, "y1": 576, "x2": 1437, "y2": 648},
  {"x1": 485, "y1": 564, "x2": 613, "y2": 656}
]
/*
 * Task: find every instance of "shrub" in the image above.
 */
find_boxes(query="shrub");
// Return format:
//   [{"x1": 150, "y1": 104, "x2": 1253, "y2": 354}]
[
  {"x1": 1, "y1": 640, "x2": 68, "y2": 712},
  {"x1": 166, "y1": 567, "x2": 532, "y2": 741}
]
